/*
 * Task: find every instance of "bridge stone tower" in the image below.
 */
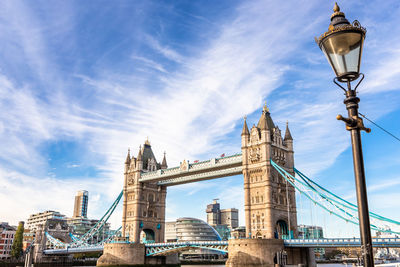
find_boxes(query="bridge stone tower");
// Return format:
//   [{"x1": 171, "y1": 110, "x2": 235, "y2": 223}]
[
  {"x1": 241, "y1": 104, "x2": 297, "y2": 239},
  {"x1": 122, "y1": 140, "x2": 168, "y2": 243}
]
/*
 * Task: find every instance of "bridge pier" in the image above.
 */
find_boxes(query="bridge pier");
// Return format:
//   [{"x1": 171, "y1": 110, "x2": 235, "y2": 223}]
[
  {"x1": 226, "y1": 239, "x2": 315, "y2": 267},
  {"x1": 33, "y1": 244, "x2": 73, "y2": 266},
  {"x1": 145, "y1": 254, "x2": 180, "y2": 265},
  {"x1": 97, "y1": 243, "x2": 145, "y2": 266},
  {"x1": 97, "y1": 242, "x2": 180, "y2": 266}
]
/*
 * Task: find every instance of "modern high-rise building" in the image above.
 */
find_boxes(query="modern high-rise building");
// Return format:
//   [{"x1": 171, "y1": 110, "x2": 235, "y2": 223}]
[
  {"x1": 73, "y1": 190, "x2": 88, "y2": 218},
  {"x1": 206, "y1": 199, "x2": 221, "y2": 226},
  {"x1": 206, "y1": 199, "x2": 238, "y2": 229},
  {"x1": 220, "y1": 208, "x2": 239, "y2": 229}
]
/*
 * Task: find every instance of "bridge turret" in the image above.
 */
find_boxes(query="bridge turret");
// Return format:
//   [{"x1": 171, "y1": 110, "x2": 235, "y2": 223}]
[
  {"x1": 122, "y1": 140, "x2": 167, "y2": 244},
  {"x1": 257, "y1": 103, "x2": 273, "y2": 144},
  {"x1": 241, "y1": 116, "x2": 250, "y2": 146},
  {"x1": 124, "y1": 149, "x2": 131, "y2": 173},
  {"x1": 161, "y1": 152, "x2": 168, "y2": 169},
  {"x1": 136, "y1": 145, "x2": 143, "y2": 171},
  {"x1": 241, "y1": 104, "x2": 297, "y2": 240},
  {"x1": 284, "y1": 121, "x2": 294, "y2": 169}
]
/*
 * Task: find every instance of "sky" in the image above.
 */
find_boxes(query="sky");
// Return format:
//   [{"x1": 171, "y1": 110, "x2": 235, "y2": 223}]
[{"x1": 0, "y1": 0, "x2": 399, "y2": 238}]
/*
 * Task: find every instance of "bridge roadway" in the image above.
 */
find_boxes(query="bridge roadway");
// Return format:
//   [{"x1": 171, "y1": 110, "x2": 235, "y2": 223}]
[
  {"x1": 43, "y1": 238, "x2": 400, "y2": 255},
  {"x1": 139, "y1": 154, "x2": 243, "y2": 186}
]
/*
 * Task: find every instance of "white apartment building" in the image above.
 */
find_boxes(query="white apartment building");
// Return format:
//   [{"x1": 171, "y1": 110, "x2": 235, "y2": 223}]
[{"x1": 26, "y1": 211, "x2": 66, "y2": 231}]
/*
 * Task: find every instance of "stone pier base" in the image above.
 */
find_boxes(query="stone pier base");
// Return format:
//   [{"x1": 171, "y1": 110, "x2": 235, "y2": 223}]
[
  {"x1": 145, "y1": 254, "x2": 180, "y2": 265},
  {"x1": 226, "y1": 239, "x2": 316, "y2": 267},
  {"x1": 285, "y1": 247, "x2": 316, "y2": 267},
  {"x1": 96, "y1": 242, "x2": 180, "y2": 266},
  {"x1": 97, "y1": 242, "x2": 145, "y2": 266},
  {"x1": 226, "y1": 239, "x2": 284, "y2": 267}
]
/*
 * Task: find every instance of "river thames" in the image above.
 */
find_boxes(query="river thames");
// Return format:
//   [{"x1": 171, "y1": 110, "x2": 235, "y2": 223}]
[{"x1": 79, "y1": 264, "x2": 353, "y2": 267}]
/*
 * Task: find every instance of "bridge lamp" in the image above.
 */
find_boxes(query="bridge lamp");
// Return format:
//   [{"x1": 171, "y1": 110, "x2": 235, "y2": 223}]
[
  {"x1": 317, "y1": 3, "x2": 366, "y2": 83},
  {"x1": 316, "y1": 3, "x2": 374, "y2": 267}
]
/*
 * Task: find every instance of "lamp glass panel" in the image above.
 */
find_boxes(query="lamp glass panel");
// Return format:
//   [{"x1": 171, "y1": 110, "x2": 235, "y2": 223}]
[{"x1": 321, "y1": 31, "x2": 364, "y2": 78}]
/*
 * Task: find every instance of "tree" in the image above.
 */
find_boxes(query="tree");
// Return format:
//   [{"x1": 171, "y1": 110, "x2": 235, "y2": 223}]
[{"x1": 11, "y1": 222, "x2": 24, "y2": 259}]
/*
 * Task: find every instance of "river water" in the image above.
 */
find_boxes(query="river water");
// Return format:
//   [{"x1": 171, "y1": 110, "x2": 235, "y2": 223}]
[
  {"x1": 78, "y1": 264, "x2": 350, "y2": 267},
  {"x1": 80, "y1": 264, "x2": 400, "y2": 267},
  {"x1": 181, "y1": 265, "x2": 348, "y2": 267},
  {"x1": 180, "y1": 264, "x2": 347, "y2": 267}
]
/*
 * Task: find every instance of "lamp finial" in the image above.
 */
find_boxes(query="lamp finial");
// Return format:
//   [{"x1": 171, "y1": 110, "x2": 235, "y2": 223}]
[{"x1": 333, "y1": 2, "x2": 340, "y2": 12}]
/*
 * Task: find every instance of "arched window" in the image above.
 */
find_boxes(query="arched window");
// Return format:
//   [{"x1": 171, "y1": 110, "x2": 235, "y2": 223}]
[{"x1": 275, "y1": 220, "x2": 289, "y2": 239}]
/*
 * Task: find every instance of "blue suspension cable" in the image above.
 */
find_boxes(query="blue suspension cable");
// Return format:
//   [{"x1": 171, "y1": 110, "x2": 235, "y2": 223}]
[{"x1": 270, "y1": 160, "x2": 400, "y2": 235}]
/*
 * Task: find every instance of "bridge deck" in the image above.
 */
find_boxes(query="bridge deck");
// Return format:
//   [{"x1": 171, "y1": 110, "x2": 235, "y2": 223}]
[
  {"x1": 140, "y1": 154, "x2": 243, "y2": 186},
  {"x1": 284, "y1": 238, "x2": 400, "y2": 248},
  {"x1": 43, "y1": 238, "x2": 400, "y2": 255}
]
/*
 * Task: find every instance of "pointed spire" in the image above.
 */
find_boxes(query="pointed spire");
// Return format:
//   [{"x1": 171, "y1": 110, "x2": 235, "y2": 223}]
[
  {"x1": 284, "y1": 121, "x2": 293, "y2": 141},
  {"x1": 144, "y1": 137, "x2": 150, "y2": 146},
  {"x1": 161, "y1": 151, "x2": 168, "y2": 169},
  {"x1": 257, "y1": 101, "x2": 275, "y2": 130},
  {"x1": 125, "y1": 148, "x2": 131, "y2": 164},
  {"x1": 263, "y1": 101, "x2": 269, "y2": 113},
  {"x1": 137, "y1": 145, "x2": 142, "y2": 161},
  {"x1": 241, "y1": 116, "x2": 250, "y2": 136}
]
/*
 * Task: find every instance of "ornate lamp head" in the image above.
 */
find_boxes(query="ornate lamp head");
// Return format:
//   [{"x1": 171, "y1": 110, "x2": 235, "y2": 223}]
[{"x1": 316, "y1": 3, "x2": 366, "y2": 82}]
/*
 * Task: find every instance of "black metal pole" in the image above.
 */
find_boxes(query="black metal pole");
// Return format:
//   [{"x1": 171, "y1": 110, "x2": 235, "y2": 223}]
[{"x1": 341, "y1": 86, "x2": 374, "y2": 267}]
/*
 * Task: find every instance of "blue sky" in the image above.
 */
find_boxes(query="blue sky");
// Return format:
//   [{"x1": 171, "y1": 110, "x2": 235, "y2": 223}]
[{"x1": 0, "y1": 0, "x2": 399, "y2": 237}]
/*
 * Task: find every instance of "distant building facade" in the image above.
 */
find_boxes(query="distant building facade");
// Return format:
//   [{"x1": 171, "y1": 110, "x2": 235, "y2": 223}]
[
  {"x1": 26, "y1": 211, "x2": 66, "y2": 231},
  {"x1": 175, "y1": 217, "x2": 221, "y2": 242},
  {"x1": 73, "y1": 190, "x2": 89, "y2": 218},
  {"x1": 220, "y1": 208, "x2": 239, "y2": 229},
  {"x1": 205, "y1": 199, "x2": 239, "y2": 240},
  {"x1": 206, "y1": 199, "x2": 238, "y2": 229},
  {"x1": 165, "y1": 222, "x2": 177, "y2": 242},
  {"x1": 297, "y1": 225, "x2": 324, "y2": 239},
  {"x1": 0, "y1": 222, "x2": 16, "y2": 259},
  {"x1": 230, "y1": 226, "x2": 246, "y2": 239},
  {"x1": 298, "y1": 225, "x2": 325, "y2": 259},
  {"x1": 206, "y1": 199, "x2": 221, "y2": 226},
  {"x1": 23, "y1": 228, "x2": 35, "y2": 252}
]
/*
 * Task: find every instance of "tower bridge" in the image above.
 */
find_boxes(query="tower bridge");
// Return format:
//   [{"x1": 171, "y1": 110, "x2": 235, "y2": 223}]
[
  {"x1": 32, "y1": 105, "x2": 400, "y2": 267},
  {"x1": 119, "y1": 104, "x2": 296, "y2": 246}
]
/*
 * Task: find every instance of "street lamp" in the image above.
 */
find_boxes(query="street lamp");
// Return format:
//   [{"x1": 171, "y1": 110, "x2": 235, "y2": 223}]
[{"x1": 316, "y1": 3, "x2": 374, "y2": 267}]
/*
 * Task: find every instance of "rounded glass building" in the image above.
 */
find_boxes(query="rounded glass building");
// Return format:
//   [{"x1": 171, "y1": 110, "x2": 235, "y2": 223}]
[{"x1": 176, "y1": 217, "x2": 221, "y2": 241}]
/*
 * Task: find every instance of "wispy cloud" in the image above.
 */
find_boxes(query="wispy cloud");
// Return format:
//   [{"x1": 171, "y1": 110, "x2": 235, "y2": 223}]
[{"x1": 0, "y1": 0, "x2": 399, "y2": 229}]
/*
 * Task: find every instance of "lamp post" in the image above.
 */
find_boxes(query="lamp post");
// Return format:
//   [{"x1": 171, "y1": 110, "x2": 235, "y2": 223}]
[{"x1": 316, "y1": 3, "x2": 374, "y2": 267}]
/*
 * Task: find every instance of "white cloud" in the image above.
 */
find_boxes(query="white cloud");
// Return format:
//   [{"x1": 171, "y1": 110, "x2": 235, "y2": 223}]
[{"x1": 0, "y1": 0, "x2": 400, "y2": 233}]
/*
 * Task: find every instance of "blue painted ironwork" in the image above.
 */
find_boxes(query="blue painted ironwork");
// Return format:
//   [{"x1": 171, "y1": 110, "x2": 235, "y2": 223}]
[
  {"x1": 45, "y1": 232, "x2": 67, "y2": 248},
  {"x1": 44, "y1": 191, "x2": 123, "y2": 249},
  {"x1": 271, "y1": 160, "x2": 400, "y2": 236},
  {"x1": 24, "y1": 237, "x2": 36, "y2": 254},
  {"x1": 145, "y1": 241, "x2": 228, "y2": 256},
  {"x1": 68, "y1": 190, "x2": 123, "y2": 247},
  {"x1": 42, "y1": 153, "x2": 400, "y2": 256},
  {"x1": 43, "y1": 237, "x2": 400, "y2": 255}
]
